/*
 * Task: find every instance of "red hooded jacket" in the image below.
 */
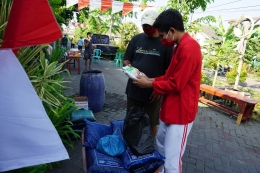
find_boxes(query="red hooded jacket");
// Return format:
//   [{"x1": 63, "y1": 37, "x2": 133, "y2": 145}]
[{"x1": 152, "y1": 33, "x2": 202, "y2": 124}]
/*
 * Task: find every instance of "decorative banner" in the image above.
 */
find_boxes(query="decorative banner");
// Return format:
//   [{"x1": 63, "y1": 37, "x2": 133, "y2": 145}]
[
  {"x1": 78, "y1": 0, "x2": 89, "y2": 10},
  {"x1": 69, "y1": 21, "x2": 87, "y2": 28},
  {"x1": 76, "y1": 0, "x2": 155, "y2": 16},
  {"x1": 122, "y1": 2, "x2": 134, "y2": 16},
  {"x1": 66, "y1": 0, "x2": 78, "y2": 8},
  {"x1": 111, "y1": 1, "x2": 123, "y2": 14},
  {"x1": 133, "y1": 4, "x2": 141, "y2": 14},
  {"x1": 101, "y1": 0, "x2": 112, "y2": 13},
  {"x1": 1, "y1": 0, "x2": 62, "y2": 49},
  {"x1": 89, "y1": 0, "x2": 101, "y2": 12},
  {"x1": 139, "y1": 4, "x2": 152, "y2": 9}
]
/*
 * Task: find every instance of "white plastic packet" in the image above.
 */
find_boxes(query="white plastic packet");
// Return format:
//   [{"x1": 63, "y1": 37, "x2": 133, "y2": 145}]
[{"x1": 122, "y1": 66, "x2": 142, "y2": 79}]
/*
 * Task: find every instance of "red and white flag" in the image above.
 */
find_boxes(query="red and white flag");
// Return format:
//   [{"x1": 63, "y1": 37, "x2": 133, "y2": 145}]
[{"x1": 0, "y1": 0, "x2": 69, "y2": 172}]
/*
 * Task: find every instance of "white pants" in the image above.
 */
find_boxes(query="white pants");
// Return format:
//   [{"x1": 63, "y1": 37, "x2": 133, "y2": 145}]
[{"x1": 156, "y1": 120, "x2": 193, "y2": 173}]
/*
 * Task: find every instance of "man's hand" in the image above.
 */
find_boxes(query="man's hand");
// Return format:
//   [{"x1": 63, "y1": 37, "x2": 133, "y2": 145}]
[
  {"x1": 138, "y1": 72, "x2": 148, "y2": 80},
  {"x1": 133, "y1": 75, "x2": 152, "y2": 88},
  {"x1": 123, "y1": 60, "x2": 131, "y2": 67},
  {"x1": 149, "y1": 91, "x2": 161, "y2": 104}
]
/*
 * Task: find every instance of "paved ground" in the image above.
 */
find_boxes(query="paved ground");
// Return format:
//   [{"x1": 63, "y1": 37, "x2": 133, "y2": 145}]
[{"x1": 49, "y1": 57, "x2": 260, "y2": 173}]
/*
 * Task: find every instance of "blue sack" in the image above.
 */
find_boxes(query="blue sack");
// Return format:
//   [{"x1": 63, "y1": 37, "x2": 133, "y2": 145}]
[
  {"x1": 70, "y1": 109, "x2": 96, "y2": 123},
  {"x1": 96, "y1": 129, "x2": 126, "y2": 157},
  {"x1": 87, "y1": 149, "x2": 129, "y2": 173},
  {"x1": 130, "y1": 160, "x2": 164, "y2": 173},
  {"x1": 110, "y1": 120, "x2": 124, "y2": 139},
  {"x1": 83, "y1": 120, "x2": 112, "y2": 148},
  {"x1": 120, "y1": 148, "x2": 165, "y2": 169}
]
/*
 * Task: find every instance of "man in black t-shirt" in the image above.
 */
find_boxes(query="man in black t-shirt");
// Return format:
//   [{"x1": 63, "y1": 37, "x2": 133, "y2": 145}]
[
  {"x1": 83, "y1": 32, "x2": 93, "y2": 69},
  {"x1": 123, "y1": 8, "x2": 172, "y2": 136}
]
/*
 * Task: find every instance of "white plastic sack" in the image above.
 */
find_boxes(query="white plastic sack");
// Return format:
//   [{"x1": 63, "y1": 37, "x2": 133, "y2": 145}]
[{"x1": 0, "y1": 49, "x2": 69, "y2": 172}]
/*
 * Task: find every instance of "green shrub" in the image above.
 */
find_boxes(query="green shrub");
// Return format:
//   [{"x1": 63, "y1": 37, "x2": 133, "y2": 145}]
[
  {"x1": 201, "y1": 72, "x2": 212, "y2": 85},
  {"x1": 226, "y1": 63, "x2": 247, "y2": 84},
  {"x1": 207, "y1": 58, "x2": 218, "y2": 70},
  {"x1": 117, "y1": 43, "x2": 126, "y2": 53}
]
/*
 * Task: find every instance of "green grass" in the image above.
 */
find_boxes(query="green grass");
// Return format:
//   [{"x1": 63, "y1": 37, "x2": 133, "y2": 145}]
[{"x1": 251, "y1": 91, "x2": 260, "y2": 121}]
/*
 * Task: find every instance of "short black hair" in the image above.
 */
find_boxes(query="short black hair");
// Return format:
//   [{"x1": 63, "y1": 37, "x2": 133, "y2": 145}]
[
  {"x1": 153, "y1": 9, "x2": 184, "y2": 33},
  {"x1": 87, "y1": 32, "x2": 91, "y2": 35}
]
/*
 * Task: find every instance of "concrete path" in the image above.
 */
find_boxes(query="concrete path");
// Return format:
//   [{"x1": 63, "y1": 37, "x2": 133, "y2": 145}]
[{"x1": 49, "y1": 58, "x2": 260, "y2": 173}]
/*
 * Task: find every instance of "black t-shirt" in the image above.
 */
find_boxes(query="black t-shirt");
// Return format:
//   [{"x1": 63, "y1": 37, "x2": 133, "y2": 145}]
[
  {"x1": 124, "y1": 33, "x2": 172, "y2": 102},
  {"x1": 84, "y1": 39, "x2": 92, "y2": 53}
]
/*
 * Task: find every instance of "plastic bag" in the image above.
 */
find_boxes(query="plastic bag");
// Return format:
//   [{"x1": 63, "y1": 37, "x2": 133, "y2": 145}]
[
  {"x1": 83, "y1": 120, "x2": 112, "y2": 148},
  {"x1": 86, "y1": 149, "x2": 129, "y2": 173},
  {"x1": 123, "y1": 106, "x2": 155, "y2": 156},
  {"x1": 96, "y1": 129, "x2": 126, "y2": 157},
  {"x1": 70, "y1": 109, "x2": 96, "y2": 123}
]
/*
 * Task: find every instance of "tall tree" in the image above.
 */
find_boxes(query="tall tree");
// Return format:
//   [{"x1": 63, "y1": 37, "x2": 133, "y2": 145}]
[
  {"x1": 120, "y1": 22, "x2": 140, "y2": 47},
  {"x1": 49, "y1": 0, "x2": 77, "y2": 25}
]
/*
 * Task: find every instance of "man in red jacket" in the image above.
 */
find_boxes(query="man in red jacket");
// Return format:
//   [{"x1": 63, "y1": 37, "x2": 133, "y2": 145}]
[{"x1": 133, "y1": 9, "x2": 202, "y2": 173}]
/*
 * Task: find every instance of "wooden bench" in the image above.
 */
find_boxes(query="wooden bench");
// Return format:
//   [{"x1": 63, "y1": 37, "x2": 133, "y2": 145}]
[{"x1": 199, "y1": 84, "x2": 259, "y2": 125}]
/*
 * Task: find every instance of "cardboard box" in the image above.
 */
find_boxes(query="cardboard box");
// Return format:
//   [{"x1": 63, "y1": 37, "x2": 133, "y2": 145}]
[{"x1": 74, "y1": 96, "x2": 88, "y2": 110}]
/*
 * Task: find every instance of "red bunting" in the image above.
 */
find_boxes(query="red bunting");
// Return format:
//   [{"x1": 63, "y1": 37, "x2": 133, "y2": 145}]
[
  {"x1": 101, "y1": 0, "x2": 112, "y2": 13},
  {"x1": 78, "y1": 0, "x2": 90, "y2": 10},
  {"x1": 122, "y1": 2, "x2": 133, "y2": 16},
  {"x1": 139, "y1": 4, "x2": 152, "y2": 9},
  {"x1": 1, "y1": 0, "x2": 62, "y2": 49}
]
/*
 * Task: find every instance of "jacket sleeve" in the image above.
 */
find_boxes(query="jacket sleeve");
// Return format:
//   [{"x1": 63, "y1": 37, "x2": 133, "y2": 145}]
[
  {"x1": 152, "y1": 43, "x2": 201, "y2": 95},
  {"x1": 154, "y1": 75, "x2": 165, "y2": 81}
]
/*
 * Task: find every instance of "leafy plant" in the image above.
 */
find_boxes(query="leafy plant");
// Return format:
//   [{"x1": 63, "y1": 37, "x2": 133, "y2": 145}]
[
  {"x1": 46, "y1": 99, "x2": 80, "y2": 148},
  {"x1": 32, "y1": 56, "x2": 69, "y2": 110},
  {"x1": 120, "y1": 22, "x2": 140, "y2": 48},
  {"x1": 226, "y1": 64, "x2": 248, "y2": 84},
  {"x1": 46, "y1": 46, "x2": 64, "y2": 63},
  {"x1": 201, "y1": 72, "x2": 212, "y2": 85},
  {"x1": 17, "y1": 46, "x2": 69, "y2": 109}
]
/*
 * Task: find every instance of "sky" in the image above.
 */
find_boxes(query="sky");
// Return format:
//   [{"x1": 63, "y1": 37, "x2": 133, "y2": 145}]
[{"x1": 127, "y1": 0, "x2": 260, "y2": 29}]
